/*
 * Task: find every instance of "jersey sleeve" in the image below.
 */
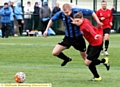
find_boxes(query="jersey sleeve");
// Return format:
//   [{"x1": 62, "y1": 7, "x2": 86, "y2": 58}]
[
  {"x1": 95, "y1": 10, "x2": 101, "y2": 20},
  {"x1": 51, "y1": 11, "x2": 62, "y2": 22},
  {"x1": 83, "y1": 23, "x2": 97, "y2": 37},
  {"x1": 74, "y1": 8, "x2": 94, "y2": 15},
  {"x1": 110, "y1": 10, "x2": 113, "y2": 22}
]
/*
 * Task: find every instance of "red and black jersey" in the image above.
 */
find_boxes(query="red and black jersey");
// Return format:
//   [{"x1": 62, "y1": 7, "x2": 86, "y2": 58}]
[
  {"x1": 80, "y1": 18, "x2": 103, "y2": 46},
  {"x1": 96, "y1": 9, "x2": 113, "y2": 29}
]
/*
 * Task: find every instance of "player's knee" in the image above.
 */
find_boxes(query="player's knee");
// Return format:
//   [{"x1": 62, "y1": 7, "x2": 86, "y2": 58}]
[
  {"x1": 84, "y1": 61, "x2": 89, "y2": 66},
  {"x1": 52, "y1": 51, "x2": 58, "y2": 56},
  {"x1": 105, "y1": 34, "x2": 109, "y2": 40},
  {"x1": 84, "y1": 60, "x2": 91, "y2": 66},
  {"x1": 80, "y1": 52, "x2": 87, "y2": 60},
  {"x1": 105, "y1": 37, "x2": 109, "y2": 40},
  {"x1": 106, "y1": 38, "x2": 109, "y2": 40},
  {"x1": 82, "y1": 55, "x2": 86, "y2": 60}
]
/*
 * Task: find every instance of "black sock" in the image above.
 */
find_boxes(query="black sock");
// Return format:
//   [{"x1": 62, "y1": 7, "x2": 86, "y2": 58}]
[
  {"x1": 101, "y1": 59, "x2": 105, "y2": 63},
  {"x1": 92, "y1": 59, "x2": 101, "y2": 65},
  {"x1": 57, "y1": 52, "x2": 69, "y2": 60},
  {"x1": 105, "y1": 40, "x2": 109, "y2": 51},
  {"x1": 92, "y1": 59, "x2": 106, "y2": 65},
  {"x1": 89, "y1": 62, "x2": 100, "y2": 78}
]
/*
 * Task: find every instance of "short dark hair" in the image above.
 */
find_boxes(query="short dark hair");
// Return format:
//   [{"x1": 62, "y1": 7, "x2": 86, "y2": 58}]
[
  {"x1": 4, "y1": 2, "x2": 8, "y2": 5},
  {"x1": 74, "y1": 12, "x2": 83, "y2": 18},
  {"x1": 27, "y1": 1, "x2": 31, "y2": 4},
  {"x1": 102, "y1": 0, "x2": 106, "y2": 3}
]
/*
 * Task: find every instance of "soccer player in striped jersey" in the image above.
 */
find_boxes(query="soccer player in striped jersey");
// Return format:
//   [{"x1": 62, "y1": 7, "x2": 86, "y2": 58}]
[
  {"x1": 96, "y1": 1, "x2": 113, "y2": 56},
  {"x1": 43, "y1": 3, "x2": 102, "y2": 67},
  {"x1": 71, "y1": 12, "x2": 110, "y2": 81}
]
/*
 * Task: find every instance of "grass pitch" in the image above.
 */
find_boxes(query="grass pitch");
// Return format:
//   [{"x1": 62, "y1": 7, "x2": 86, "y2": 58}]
[{"x1": 0, "y1": 34, "x2": 120, "y2": 87}]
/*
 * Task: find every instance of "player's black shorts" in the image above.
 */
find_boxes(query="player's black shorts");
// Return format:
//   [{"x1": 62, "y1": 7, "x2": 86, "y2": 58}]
[
  {"x1": 58, "y1": 35, "x2": 86, "y2": 52},
  {"x1": 87, "y1": 44, "x2": 102, "y2": 61},
  {"x1": 103, "y1": 28, "x2": 111, "y2": 34}
]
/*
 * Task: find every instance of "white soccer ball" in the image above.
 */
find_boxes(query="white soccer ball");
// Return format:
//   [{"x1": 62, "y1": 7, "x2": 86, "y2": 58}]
[{"x1": 14, "y1": 72, "x2": 26, "y2": 83}]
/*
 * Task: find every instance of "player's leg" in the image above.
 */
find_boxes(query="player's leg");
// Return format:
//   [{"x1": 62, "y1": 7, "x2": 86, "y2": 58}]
[
  {"x1": 100, "y1": 41, "x2": 104, "y2": 55},
  {"x1": 85, "y1": 59, "x2": 102, "y2": 81},
  {"x1": 103, "y1": 28, "x2": 110, "y2": 56},
  {"x1": 85, "y1": 45, "x2": 110, "y2": 81},
  {"x1": 85, "y1": 45, "x2": 103, "y2": 65},
  {"x1": 73, "y1": 35, "x2": 87, "y2": 60},
  {"x1": 52, "y1": 44, "x2": 67, "y2": 56},
  {"x1": 88, "y1": 62, "x2": 102, "y2": 81},
  {"x1": 80, "y1": 52, "x2": 86, "y2": 60},
  {"x1": 85, "y1": 45, "x2": 101, "y2": 80},
  {"x1": 85, "y1": 44, "x2": 110, "y2": 66},
  {"x1": 88, "y1": 57, "x2": 110, "y2": 81},
  {"x1": 104, "y1": 33, "x2": 110, "y2": 55},
  {"x1": 52, "y1": 36, "x2": 72, "y2": 66},
  {"x1": 100, "y1": 29, "x2": 105, "y2": 55}
]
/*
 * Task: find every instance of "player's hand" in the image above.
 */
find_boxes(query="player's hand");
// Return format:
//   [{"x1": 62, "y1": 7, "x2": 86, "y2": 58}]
[
  {"x1": 43, "y1": 30, "x2": 48, "y2": 38},
  {"x1": 97, "y1": 21, "x2": 103, "y2": 26},
  {"x1": 97, "y1": 21, "x2": 103, "y2": 28},
  {"x1": 97, "y1": 21, "x2": 103, "y2": 29},
  {"x1": 94, "y1": 34, "x2": 101, "y2": 39},
  {"x1": 70, "y1": 17, "x2": 76, "y2": 25},
  {"x1": 101, "y1": 17, "x2": 105, "y2": 20},
  {"x1": 110, "y1": 22, "x2": 113, "y2": 26}
]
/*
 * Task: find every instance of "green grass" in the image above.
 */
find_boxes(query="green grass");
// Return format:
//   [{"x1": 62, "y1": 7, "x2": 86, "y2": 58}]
[{"x1": 0, "y1": 34, "x2": 120, "y2": 87}]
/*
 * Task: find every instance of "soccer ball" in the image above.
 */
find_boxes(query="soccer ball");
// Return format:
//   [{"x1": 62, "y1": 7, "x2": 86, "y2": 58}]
[{"x1": 14, "y1": 72, "x2": 26, "y2": 83}]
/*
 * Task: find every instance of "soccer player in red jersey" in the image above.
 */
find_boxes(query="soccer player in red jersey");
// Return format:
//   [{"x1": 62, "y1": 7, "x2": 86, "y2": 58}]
[
  {"x1": 96, "y1": 1, "x2": 113, "y2": 56},
  {"x1": 71, "y1": 12, "x2": 110, "y2": 81}
]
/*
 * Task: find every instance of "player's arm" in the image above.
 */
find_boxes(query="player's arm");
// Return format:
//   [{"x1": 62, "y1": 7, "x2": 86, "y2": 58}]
[
  {"x1": 43, "y1": 11, "x2": 62, "y2": 37},
  {"x1": 84, "y1": 23, "x2": 97, "y2": 37},
  {"x1": 77, "y1": 8, "x2": 103, "y2": 26},
  {"x1": 110, "y1": 11, "x2": 113, "y2": 26},
  {"x1": 43, "y1": 20, "x2": 53, "y2": 37},
  {"x1": 83, "y1": 23, "x2": 101, "y2": 40},
  {"x1": 85, "y1": 25, "x2": 102, "y2": 40},
  {"x1": 87, "y1": 27, "x2": 101, "y2": 40},
  {"x1": 92, "y1": 12, "x2": 103, "y2": 26}
]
